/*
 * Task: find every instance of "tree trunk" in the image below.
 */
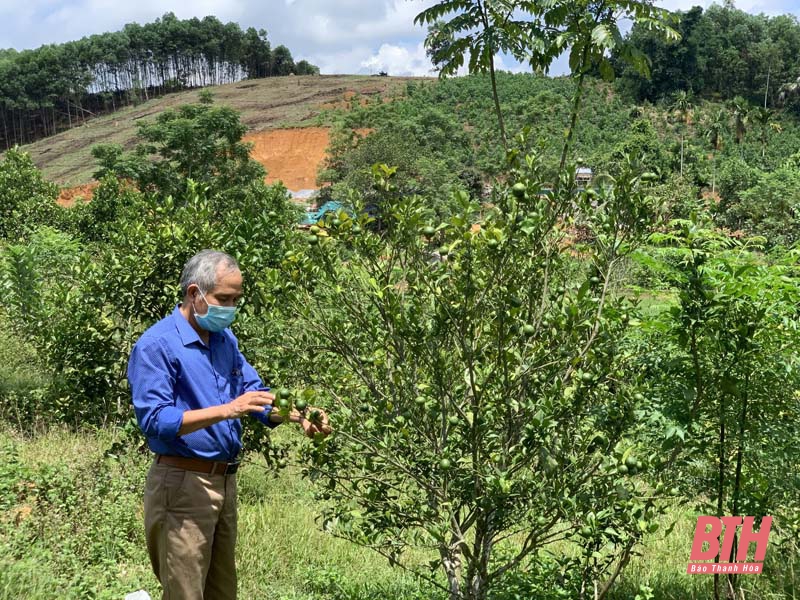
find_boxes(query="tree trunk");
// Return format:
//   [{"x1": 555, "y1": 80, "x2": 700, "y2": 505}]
[
  {"x1": 466, "y1": 515, "x2": 493, "y2": 600},
  {"x1": 714, "y1": 392, "x2": 727, "y2": 600},
  {"x1": 558, "y1": 44, "x2": 591, "y2": 178},
  {"x1": 487, "y1": 54, "x2": 507, "y2": 152},
  {"x1": 1, "y1": 109, "x2": 9, "y2": 150},
  {"x1": 441, "y1": 546, "x2": 463, "y2": 600},
  {"x1": 726, "y1": 373, "x2": 750, "y2": 598}
]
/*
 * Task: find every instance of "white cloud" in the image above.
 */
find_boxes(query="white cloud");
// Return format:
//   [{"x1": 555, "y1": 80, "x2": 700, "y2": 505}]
[{"x1": 360, "y1": 42, "x2": 434, "y2": 76}]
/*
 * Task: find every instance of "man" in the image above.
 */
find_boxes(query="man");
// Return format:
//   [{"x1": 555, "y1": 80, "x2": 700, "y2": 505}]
[{"x1": 128, "y1": 249, "x2": 331, "y2": 599}]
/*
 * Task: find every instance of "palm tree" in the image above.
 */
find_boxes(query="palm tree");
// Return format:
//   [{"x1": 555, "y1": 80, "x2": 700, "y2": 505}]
[
  {"x1": 728, "y1": 96, "x2": 750, "y2": 156},
  {"x1": 778, "y1": 75, "x2": 800, "y2": 107},
  {"x1": 704, "y1": 108, "x2": 727, "y2": 194},
  {"x1": 670, "y1": 90, "x2": 694, "y2": 178},
  {"x1": 415, "y1": 0, "x2": 519, "y2": 150},
  {"x1": 751, "y1": 106, "x2": 780, "y2": 160}
]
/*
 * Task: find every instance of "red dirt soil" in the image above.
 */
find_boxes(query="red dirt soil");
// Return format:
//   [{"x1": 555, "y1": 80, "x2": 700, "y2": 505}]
[
  {"x1": 243, "y1": 127, "x2": 370, "y2": 192},
  {"x1": 57, "y1": 182, "x2": 98, "y2": 207},
  {"x1": 244, "y1": 127, "x2": 332, "y2": 191},
  {"x1": 56, "y1": 126, "x2": 371, "y2": 203}
]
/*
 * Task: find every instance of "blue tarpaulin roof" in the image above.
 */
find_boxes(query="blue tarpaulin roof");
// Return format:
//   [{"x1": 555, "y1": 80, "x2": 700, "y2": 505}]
[{"x1": 300, "y1": 201, "x2": 351, "y2": 225}]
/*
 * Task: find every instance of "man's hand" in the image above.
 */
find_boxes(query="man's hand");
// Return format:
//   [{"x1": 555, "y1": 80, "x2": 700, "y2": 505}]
[
  {"x1": 268, "y1": 406, "x2": 332, "y2": 438},
  {"x1": 300, "y1": 407, "x2": 332, "y2": 439},
  {"x1": 225, "y1": 390, "x2": 275, "y2": 419}
]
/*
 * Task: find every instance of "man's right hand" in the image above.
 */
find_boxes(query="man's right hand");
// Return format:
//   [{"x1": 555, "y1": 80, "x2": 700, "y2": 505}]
[{"x1": 225, "y1": 390, "x2": 275, "y2": 419}]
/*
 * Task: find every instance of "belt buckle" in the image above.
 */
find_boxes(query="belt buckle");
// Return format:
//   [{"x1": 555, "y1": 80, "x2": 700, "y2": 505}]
[{"x1": 226, "y1": 462, "x2": 240, "y2": 475}]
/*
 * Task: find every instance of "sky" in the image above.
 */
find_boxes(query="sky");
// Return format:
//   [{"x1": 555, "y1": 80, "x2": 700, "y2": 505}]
[{"x1": 0, "y1": 0, "x2": 799, "y2": 77}]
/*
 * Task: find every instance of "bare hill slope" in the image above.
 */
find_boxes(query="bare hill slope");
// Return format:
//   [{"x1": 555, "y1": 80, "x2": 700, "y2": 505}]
[{"x1": 21, "y1": 75, "x2": 427, "y2": 188}]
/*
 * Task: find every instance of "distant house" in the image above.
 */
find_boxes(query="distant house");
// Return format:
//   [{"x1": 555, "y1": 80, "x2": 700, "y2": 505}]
[{"x1": 576, "y1": 167, "x2": 593, "y2": 188}]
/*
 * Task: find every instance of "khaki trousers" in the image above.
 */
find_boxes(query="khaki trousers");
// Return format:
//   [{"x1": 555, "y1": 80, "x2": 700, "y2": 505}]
[{"x1": 144, "y1": 460, "x2": 238, "y2": 600}]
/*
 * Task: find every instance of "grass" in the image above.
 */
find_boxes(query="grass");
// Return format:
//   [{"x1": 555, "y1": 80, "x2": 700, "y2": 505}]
[
  {"x1": 1, "y1": 422, "x2": 796, "y2": 599},
  {"x1": 0, "y1": 424, "x2": 438, "y2": 600}
]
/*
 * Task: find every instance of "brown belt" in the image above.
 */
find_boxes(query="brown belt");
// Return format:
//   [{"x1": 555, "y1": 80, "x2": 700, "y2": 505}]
[{"x1": 156, "y1": 454, "x2": 240, "y2": 475}]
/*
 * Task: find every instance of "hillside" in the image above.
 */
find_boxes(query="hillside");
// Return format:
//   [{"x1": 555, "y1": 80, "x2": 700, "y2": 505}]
[{"x1": 20, "y1": 75, "x2": 427, "y2": 189}]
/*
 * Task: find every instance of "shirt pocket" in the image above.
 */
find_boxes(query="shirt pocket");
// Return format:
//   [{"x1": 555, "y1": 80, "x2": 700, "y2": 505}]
[{"x1": 227, "y1": 367, "x2": 244, "y2": 399}]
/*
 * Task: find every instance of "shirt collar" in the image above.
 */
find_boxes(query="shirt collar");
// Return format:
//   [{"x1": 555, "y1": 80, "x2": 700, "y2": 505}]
[{"x1": 172, "y1": 304, "x2": 211, "y2": 348}]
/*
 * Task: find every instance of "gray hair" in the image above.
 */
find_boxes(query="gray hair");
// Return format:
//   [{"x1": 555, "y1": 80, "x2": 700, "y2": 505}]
[{"x1": 179, "y1": 250, "x2": 240, "y2": 297}]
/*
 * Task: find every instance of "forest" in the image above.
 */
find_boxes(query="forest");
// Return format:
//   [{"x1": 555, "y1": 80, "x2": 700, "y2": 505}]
[
  {"x1": 0, "y1": 12, "x2": 318, "y2": 149},
  {"x1": 613, "y1": 3, "x2": 800, "y2": 108}
]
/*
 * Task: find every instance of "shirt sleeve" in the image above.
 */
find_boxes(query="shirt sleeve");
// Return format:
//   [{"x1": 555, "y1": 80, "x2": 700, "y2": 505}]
[
  {"x1": 128, "y1": 337, "x2": 184, "y2": 442},
  {"x1": 233, "y1": 333, "x2": 281, "y2": 429}
]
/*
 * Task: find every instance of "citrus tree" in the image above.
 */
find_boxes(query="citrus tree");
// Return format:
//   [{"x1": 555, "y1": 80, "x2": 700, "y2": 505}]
[{"x1": 262, "y1": 147, "x2": 671, "y2": 600}]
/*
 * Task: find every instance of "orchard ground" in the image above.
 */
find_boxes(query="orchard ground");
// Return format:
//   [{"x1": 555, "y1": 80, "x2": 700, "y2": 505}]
[{"x1": 1, "y1": 422, "x2": 794, "y2": 600}]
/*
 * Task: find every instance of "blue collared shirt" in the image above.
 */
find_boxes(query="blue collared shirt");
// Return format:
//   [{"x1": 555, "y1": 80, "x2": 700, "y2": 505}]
[{"x1": 128, "y1": 305, "x2": 277, "y2": 462}]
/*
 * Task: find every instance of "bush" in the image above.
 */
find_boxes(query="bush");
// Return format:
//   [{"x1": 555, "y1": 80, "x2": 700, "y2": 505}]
[{"x1": 0, "y1": 148, "x2": 65, "y2": 240}]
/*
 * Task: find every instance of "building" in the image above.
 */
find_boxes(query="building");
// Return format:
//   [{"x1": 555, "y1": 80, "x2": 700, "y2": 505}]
[{"x1": 576, "y1": 167, "x2": 593, "y2": 189}]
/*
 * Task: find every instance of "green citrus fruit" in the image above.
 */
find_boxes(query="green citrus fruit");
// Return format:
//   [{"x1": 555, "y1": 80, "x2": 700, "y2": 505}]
[
  {"x1": 423, "y1": 226, "x2": 436, "y2": 236},
  {"x1": 439, "y1": 458, "x2": 452, "y2": 470},
  {"x1": 278, "y1": 388, "x2": 291, "y2": 399},
  {"x1": 448, "y1": 415, "x2": 459, "y2": 426},
  {"x1": 307, "y1": 234, "x2": 319, "y2": 245},
  {"x1": 294, "y1": 398, "x2": 307, "y2": 411},
  {"x1": 512, "y1": 182, "x2": 526, "y2": 198},
  {"x1": 310, "y1": 225, "x2": 320, "y2": 234},
  {"x1": 522, "y1": 324, "x2": 535, "y2": 336}
]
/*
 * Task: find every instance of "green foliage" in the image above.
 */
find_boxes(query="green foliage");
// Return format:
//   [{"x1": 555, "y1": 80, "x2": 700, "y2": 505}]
[
  {"x1": 323, "y1": 74, "x2": 635, "y2": 203},
  {"x1": 631, "y1": 218, "x2": 800, "y2": 597},
  {"x1": 1, "y1": 101, "x2": 299, "y2": 426},
  {"x1": 92, "y1": 100, "x2": 266, "y2": 201},
  {"x1": 0, "y1": 148, "x2": 64, "y2": 240},
  {"x1": 615, "y1": 4, "x2": 800, "y2": 106},
  {"x1": 0, "y1": 431, "x2": 151, "y2": 598},
  {"x1": 320, "y1": 113, "x2": 478, "y2": 219},
  {"x1": 604, "y1": 119, "x2": 671, "y2": 176},
  {"x1": 720, "y1": 166, "x2": 800, "y2": 246}
]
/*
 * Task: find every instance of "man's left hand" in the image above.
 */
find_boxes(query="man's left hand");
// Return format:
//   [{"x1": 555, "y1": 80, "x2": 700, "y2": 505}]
[
  {"x1": 299, "y1": 407, "x2": 332, "y2": 439},
  {"x1": 268, "y1": 406, "x2": 332, "y2": 438}
]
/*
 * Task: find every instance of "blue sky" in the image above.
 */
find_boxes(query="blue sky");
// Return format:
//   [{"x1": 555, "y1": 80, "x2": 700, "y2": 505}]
[{"x1": 1, "y1": 0, "x2": 798, "y2": 76}]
